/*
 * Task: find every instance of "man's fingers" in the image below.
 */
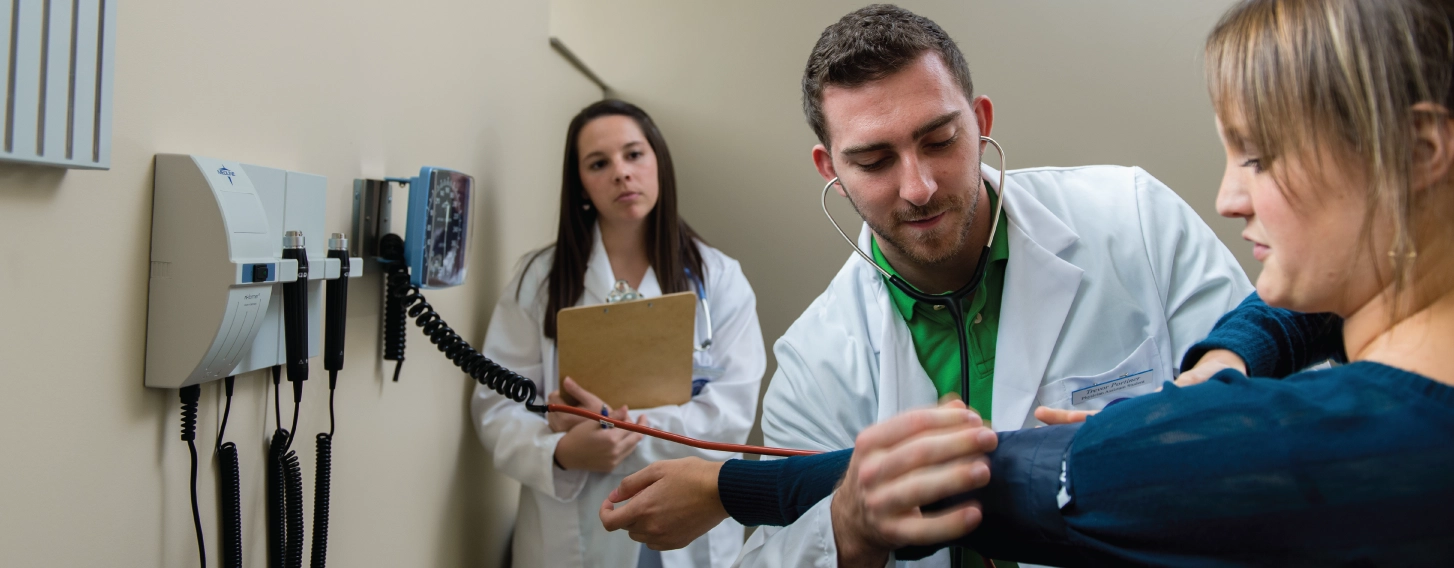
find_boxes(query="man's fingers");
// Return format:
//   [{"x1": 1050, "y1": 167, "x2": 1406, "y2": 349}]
[
  {"x1": 864, "y1": 456, "x2": 990, "y2": 515},
  {"x1": 610, "y1": 463, "x2": 665, "y2": 502},
  {"x1": 875, "y1": 501, "x2": 983, "y2": 546},
  {"x1": 641, "y1": 536, "x2": 689, "y2": 551},
  {"x1": 599, "y1": 497, "x2": 636, "y2": 532},
  {"x1": 1034, "y1": 406, "x2": 1095, "y2": 425},
  {"x1": 855, "y1": 406, "x2": 982, "y2": 452},
  {"x1": 859, "y1": 426, "x2": 997, "y2": 486}
]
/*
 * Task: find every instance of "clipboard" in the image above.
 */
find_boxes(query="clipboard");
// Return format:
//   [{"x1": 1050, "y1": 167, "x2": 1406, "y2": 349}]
[{"x1": 556, "y1": 291, "x2": 696, "y2": 409}]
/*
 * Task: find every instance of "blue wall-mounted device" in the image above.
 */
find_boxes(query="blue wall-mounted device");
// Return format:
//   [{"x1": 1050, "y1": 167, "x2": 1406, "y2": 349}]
[{"x1": 400, "y1": 167, "x2": 474, "y2": 289}]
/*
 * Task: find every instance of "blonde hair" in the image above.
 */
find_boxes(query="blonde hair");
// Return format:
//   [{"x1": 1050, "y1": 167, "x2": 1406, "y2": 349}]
[{"x1": 1206, "y1": 0, "x2": 1454, "y2": 316}]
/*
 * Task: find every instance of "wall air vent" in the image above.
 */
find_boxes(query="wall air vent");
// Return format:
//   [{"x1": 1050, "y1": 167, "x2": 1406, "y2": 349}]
[{"x1": 1, "y1": 0, "x2": 115, "y2": 170}]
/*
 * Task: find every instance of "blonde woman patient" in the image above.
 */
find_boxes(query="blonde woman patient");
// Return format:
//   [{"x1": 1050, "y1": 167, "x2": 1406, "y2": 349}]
[{"x1": 472, "y1": 100, "x2": 764, "y2": 568}]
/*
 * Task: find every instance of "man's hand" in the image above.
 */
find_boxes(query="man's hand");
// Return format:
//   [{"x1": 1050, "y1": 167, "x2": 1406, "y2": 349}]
[
  {"x1": 548, "y1": 377, "x2": 610, "y2": 433},
  {"x1": 599, "y1": 457, "x2": 728, "y2": 550},
  {"x1": 832, "y1": 401, "x2": 997, "y2": 567},
  {"x1": 554, "y1": 408, "x2": 647, "y2": 473},
  {"x1": 1173, "y1": 349, "x2": 1247, "y2": 388}
]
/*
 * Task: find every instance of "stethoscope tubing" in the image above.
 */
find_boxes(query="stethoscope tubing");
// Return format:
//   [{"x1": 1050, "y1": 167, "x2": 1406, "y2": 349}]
[{"x1": 689, "y1": 271, "x2": 714, "y2": 352}]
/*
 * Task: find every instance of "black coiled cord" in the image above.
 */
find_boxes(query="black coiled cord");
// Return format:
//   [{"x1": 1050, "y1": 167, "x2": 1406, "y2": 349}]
[
  {"x1": 179, "y1": 385, "x2": 206, "y2": 568},
  {"x1": 217, "y1": 376, "x2": 242, "y2": 568},
  {"x1": 267, "y1": 430, "x2": 287, "y2": 568},
  {"x1": 309, "y1": 432, "x2": 332, "y2": 568},
  {"x1": 378, "y1": 233, "x2": 545, "y2": 412},
  {"x1": 381, "y1": 235, "x2": 409, "y2": 382},
  {"x1": 218, "y1": 443, "x2": 241, "y2": 568},
  {"x1": 283, "y1": 446, "x2": 305, "y2": 568},
  {"x1": 266, "y1": 426, "x2": 307, "y2": 568}
]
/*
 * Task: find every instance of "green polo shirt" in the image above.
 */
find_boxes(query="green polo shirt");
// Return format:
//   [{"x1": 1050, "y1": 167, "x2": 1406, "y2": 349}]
[
  {"x1": 873, "y1": 187, "x2": 1013, "y2": 568},
  {"x1": 870, "y1": 187, "x2": 1010, "y2": 421}
]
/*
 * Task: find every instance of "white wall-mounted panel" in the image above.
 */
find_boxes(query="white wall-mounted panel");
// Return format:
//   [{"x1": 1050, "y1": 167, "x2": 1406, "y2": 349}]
[{"x1": 0, "y1": 0, "x2": 114, "y2": 169}]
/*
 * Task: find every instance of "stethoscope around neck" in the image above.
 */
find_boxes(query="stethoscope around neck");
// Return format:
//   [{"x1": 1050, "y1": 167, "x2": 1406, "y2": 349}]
[
  {"x1": 607, "y1": 270, "x2": 714, "y2": 352},
  {"x1": 820, "y1": 136, "x2": 1007, "y2": 407}
]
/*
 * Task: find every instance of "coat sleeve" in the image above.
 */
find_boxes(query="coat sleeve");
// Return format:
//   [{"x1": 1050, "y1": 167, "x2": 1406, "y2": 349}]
[
  {"x1": 470, "y1": 257, "x2": 589, "y2": 501},
  {"x1": 1132, "y1": 167, "x2": 1255, "y2": 370},
  {"x1": 617, "y1": 254, "x2": 767, "y2": 471},
  {"x1": 736, "y1": 499, "x2": 848, "y2": 568},
  {"x1": 736, "y1": 298, "x2": 880, "y2": 567}
]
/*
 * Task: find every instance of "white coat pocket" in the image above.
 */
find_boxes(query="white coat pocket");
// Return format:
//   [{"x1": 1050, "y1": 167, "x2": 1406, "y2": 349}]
[{"x1": 1036, "y1": 336, "x2": 1164, "y2": 412}]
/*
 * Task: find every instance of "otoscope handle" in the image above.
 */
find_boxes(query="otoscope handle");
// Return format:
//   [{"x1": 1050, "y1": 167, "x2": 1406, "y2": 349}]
[
  {"x1": 324, "y1": 234, "x2": 348, "y2": 376},
  {"x1": 282, "y1": 231, "x2": 310, "y2": 393}
]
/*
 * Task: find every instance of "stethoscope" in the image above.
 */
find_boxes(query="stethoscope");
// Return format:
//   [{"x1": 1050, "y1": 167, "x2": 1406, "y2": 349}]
[
  {"x1": 686, "y1": 268, "x2": 713, "y2": 352},
  {"x1": 820, "y1": 136, "x2": 1006, "y2": 407}
]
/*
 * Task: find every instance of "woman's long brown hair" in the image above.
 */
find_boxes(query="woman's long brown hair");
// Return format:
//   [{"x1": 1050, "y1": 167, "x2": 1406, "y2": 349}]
[{"x1": 521, "y1": 99, "x2": 707, "y2": 339}]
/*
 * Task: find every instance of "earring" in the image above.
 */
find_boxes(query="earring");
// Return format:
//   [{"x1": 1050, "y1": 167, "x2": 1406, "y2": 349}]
[{"x1": 582, "y1": 202, "x2": 592, "y2": 211}]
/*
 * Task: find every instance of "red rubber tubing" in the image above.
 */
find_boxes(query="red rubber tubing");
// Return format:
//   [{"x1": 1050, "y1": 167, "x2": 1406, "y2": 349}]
[{"x1": 546, "y1": 404, "x2": 822, "y2": 457}]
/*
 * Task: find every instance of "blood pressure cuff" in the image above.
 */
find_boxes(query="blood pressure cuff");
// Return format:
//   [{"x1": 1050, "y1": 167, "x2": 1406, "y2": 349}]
[
  {"x1": 715, "y1": 423, "x2": 1081, "y2": 553},
  {"x1": 897, "y1": 424, "x2": 1080, "y2": 564}
]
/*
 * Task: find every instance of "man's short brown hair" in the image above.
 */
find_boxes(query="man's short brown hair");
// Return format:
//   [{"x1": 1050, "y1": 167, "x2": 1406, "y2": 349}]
[{"x1": 802, "y1": 4, "x2": 975, "y2": 148}]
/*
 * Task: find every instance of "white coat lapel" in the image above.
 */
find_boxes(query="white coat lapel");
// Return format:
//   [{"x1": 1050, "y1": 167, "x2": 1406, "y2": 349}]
[
  {"x1": 988, "y1": 165, "x2": 1083, "y2": 430},
  {"x1": 582, "y1": 223, "x2": 616, "y2": 305},
  {"x1": 583, "y1": 223, "x2": 662, "y2": 304},
  {"x1": 879, "y1": 311, "x2": 941, "y2": 419},
  {"x1": 853, "y1": 224, "x2": 944, "y2": 420}
]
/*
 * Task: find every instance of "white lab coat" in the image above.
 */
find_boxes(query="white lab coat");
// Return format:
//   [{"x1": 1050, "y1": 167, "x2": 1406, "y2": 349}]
[
  {"x1": 737, "y1": 165, "x2": 1253, "y2": 568},
  {"x1": 473, "y1": 225, "x2": 766, "y2": 568}
]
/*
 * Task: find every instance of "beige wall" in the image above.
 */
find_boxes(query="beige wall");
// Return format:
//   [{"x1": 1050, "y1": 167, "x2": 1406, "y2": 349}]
[
  {"x1": 0, "y1": 1, "x2": 598, "y2": 566},
  {"x1": 550, "y1": 0, "x2": 1252, "y2": 442}
]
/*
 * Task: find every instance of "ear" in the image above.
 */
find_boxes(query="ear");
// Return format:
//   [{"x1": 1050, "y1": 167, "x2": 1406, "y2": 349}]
[
  {"x1": 972, "y1": 95, "x2": 995, "y2": 146},
  {"x1": 1410, "y1": 102, "x2": 1454, "y2": 192},
  {"x1": 812, "y1": 144, "x2": 847, "y2": 197}
]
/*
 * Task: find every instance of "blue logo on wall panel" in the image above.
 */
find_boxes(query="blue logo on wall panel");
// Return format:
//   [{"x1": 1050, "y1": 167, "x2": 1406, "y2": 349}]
[{"x1": 217, "y1": 166, "x2": 236, "y2": 185}]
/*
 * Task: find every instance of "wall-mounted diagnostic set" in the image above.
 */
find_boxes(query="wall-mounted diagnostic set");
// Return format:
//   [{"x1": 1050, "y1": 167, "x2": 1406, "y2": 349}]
[
  {"x1": 153, "y1": 157, "x2": 825, "y2": 568},
  {"x1": 146, "y1": 154, "x2": 361, "y2": 568}
]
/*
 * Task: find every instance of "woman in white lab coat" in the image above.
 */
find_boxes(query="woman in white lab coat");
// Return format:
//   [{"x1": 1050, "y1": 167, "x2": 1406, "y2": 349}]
[{"x1": 472, "y1": 100, "x2": 765, "y2": 568}]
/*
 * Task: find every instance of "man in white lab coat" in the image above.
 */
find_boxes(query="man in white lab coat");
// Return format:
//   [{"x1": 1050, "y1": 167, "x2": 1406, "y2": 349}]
[
  {"x1": 738, "y1": 5, "x2": 1251, "y2": 567},
  {"x1": 599, "y1": 5, "x2": 1251, "y2": 568}
]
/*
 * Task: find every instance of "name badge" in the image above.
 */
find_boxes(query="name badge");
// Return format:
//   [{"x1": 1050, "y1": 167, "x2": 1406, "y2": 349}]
[{"x1": 1071, "y1": 369, "x2": 1154, "y2": 405}]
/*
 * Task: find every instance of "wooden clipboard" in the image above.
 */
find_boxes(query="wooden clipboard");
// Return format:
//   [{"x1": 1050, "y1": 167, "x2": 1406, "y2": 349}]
[{"x1": 556, "y1": 291, "x2": 696, "y2": 409}]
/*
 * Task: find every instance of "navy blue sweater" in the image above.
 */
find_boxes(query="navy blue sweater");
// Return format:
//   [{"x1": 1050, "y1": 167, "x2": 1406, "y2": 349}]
[{"x1": 719, "y1": 294, "x2": 1454, "y2": 566}]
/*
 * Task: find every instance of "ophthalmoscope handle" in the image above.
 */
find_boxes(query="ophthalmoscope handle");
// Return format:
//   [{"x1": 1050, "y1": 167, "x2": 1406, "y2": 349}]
[
  {"x1": 324, "y1": 234, "x2": 349, "y2": 381},
  {"x1": 281, "y1": 231, "x2": 310, "y2": 398}
]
